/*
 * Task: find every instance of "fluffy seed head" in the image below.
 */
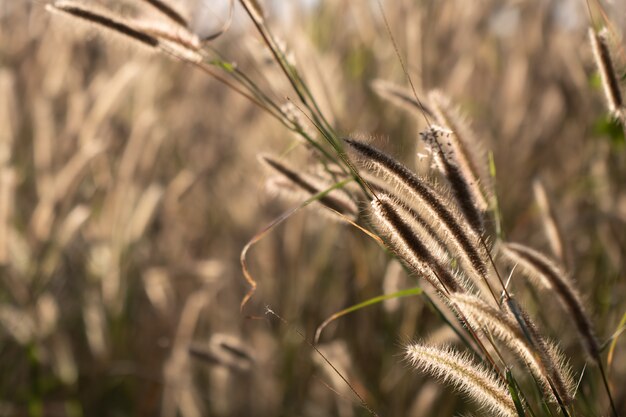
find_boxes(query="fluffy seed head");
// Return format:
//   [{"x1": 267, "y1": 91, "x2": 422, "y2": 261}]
[
  {"x1": 140, "y1": 0, "x2": 188, "y2": 27},
  {"x1": 532, "y1": 179, "x2": 566, "y2": 264},
  {"x1": 47, "y1": 1, "x2": 160, "y2": 48},
  {"x1": 428, "y1": 90, "x2": 491, "y2": 209},
  {"x1": 370, "y1": 197, "x2": 447, "y2": 293},
  {"x1": 420, "y1": 125, "x2": 485, "y2": 232},
  {"x1": 589, "y1": 27, "x2": 623, "y2": 117},
  {"x1": 453, "y1": 293, "x2": 574, "y2": 404},
  {"x1": 500, "y1": 242, "x2": 599, "y2": 359},
  {"x1": 259, "y1": 154, "x2": 357, "y2": 219},
  {"x1": 405, "y1": 343, "x2": 516, "y2": 417},
  {"x1": 371, "y1": 79, "x2": 435, "y2": 117},
  {"x1": 345, "y1": 138, "x2": 490, "y2": 288}
]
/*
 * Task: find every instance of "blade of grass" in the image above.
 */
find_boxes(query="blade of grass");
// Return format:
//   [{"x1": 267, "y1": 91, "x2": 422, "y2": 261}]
[
  {"x1": 314, "y1": 286, "x2": 423, "y2": 344},
  {"x1": 506, "y1": 369, "x2": 528, "y2": 417},
  {"x1": 606, "y1": 310, "x2": 626, "y2": 370}
]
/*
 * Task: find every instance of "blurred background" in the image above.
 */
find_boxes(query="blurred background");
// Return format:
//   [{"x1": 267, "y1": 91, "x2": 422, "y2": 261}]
[{"x1": 1, "y1": 0, "x2": 625, "y2": 416}]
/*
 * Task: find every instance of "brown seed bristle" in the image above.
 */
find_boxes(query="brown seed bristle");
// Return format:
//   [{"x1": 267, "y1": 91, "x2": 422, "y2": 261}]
[{"x1": 379, "y1": 192, "x2": 476, "y2": 293}]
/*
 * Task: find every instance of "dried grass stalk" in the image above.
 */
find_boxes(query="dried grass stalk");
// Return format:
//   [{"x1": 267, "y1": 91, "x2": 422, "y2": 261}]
[
  {"x1": 0, "y1": 70, "x2": 16, "y2": 162},
  {"x1": 83, "y1": 290, "x2": 108, "y2": 358},
  {"x1": 128, "y1": 184, "x2": 164, "y2": 243},
  {"x1": 240, "y1": 0, "x2": 266, "y2": 24}
]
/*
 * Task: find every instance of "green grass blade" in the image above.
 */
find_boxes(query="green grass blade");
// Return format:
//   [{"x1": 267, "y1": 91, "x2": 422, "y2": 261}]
[
  {"x1": 606, "y1": 310, "x2": 626, "y2": 368},
  {"x1": 506, "y1": 369, "x2": 527, "y2": 417},
  {"x1": 314, "y1": 286, "x2": 423, "y2": 343}
]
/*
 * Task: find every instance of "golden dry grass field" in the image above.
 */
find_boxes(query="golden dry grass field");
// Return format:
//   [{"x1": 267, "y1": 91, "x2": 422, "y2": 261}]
[{"x1": 1, "y1": 1, "x2": 626, "y2": 416}]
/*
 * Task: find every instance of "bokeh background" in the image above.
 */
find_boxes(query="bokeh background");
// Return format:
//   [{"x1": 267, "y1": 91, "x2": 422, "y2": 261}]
[{"x1": 1, "y1": 1, "x2": 625, "y2": 416}]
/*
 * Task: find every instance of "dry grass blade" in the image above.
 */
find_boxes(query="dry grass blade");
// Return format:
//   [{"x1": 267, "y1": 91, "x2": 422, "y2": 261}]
[{"x1": 131, "y1": 20, "x2": 200, "y2": 51}]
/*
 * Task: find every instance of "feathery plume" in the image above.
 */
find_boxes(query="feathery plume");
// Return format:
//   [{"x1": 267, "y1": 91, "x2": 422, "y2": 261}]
[
  {"x1": 131, "y1": 20, "x2": 200, "y2": 51},
  {"x1": 47, "y1": 1, "x2": 159, "y2": 48},
  {"x1": 532, "y1": 179, "x2": 567, "y2": 265},
  {"x1": 370, "y1": 195, "x2": 464, "y2": 294},
  {"x1": 189, "y1": 333, "x2": 254, "y2": 372},
  {"x1": 371, "y1": 79, "x2": 435, "y2": 118},
  {"x1": 500, "y1": 242, "x2": 599, "y2": 359},
  {"x1": 47, "y1": 2, "x2": 203, "y2": 62},
  {"x1": 405, "y1": 343, "x2": 516, "y2": 417},
  {"x1": 140, "y1": 0, "x2": 188, "y2": 27},
  {"x1": 345, "y1": 139, "x2": 490, "y2": 286},
  {"x1": 420, "y1": 125, "x2": 485, "y2": 232},
  {"x1": 589, "y1": 27, "x2": 624, "y2": 120},
  {"x1": 428, "y1": 90, "x2": 490, "y2": 208},
  {"x1": 260, "y1": 154, "x2": 357, "y2": 219},
  {"x1": 379, "y1": 192, "x2": 478, "y2": 293},
  {"x1": 452, "y1": 293, "x2": 574, "y2": 404}
]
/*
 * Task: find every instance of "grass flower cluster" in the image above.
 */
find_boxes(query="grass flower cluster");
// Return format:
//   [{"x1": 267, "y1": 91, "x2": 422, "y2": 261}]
[{"x1": 0, "y1": 1, "x2": 624, "y2": 416}]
